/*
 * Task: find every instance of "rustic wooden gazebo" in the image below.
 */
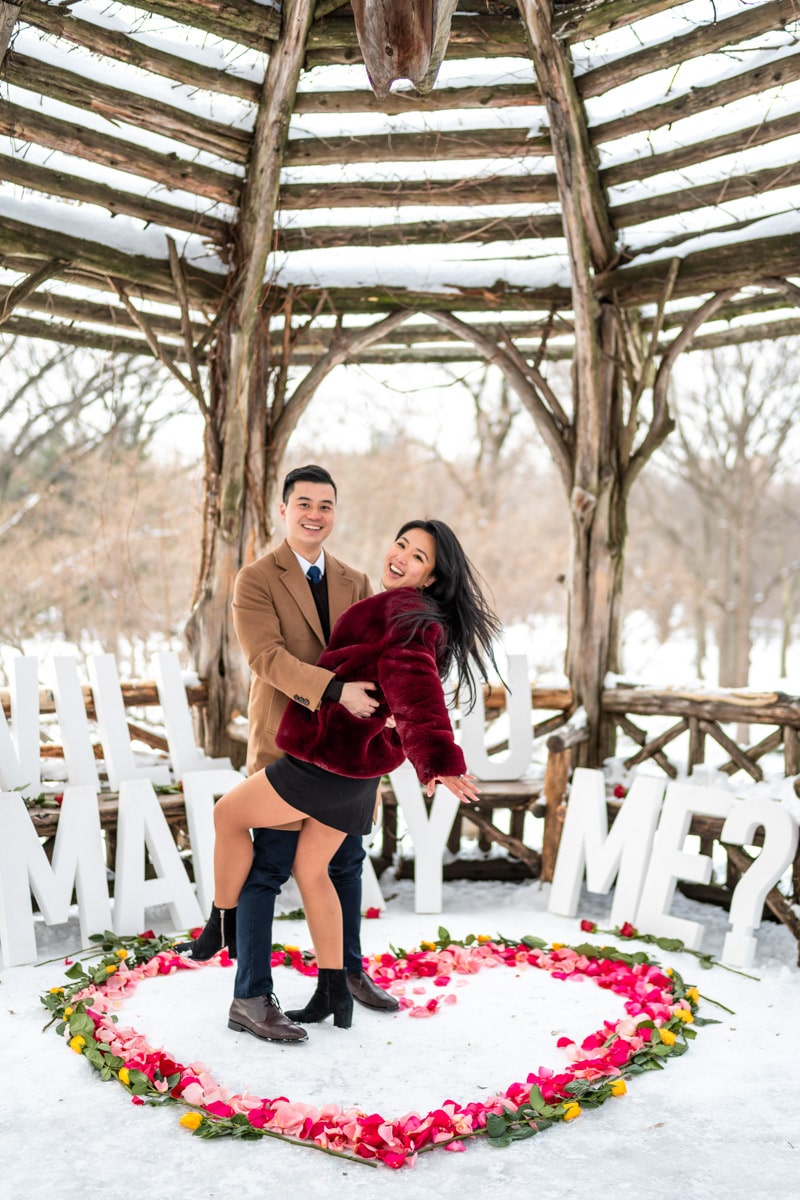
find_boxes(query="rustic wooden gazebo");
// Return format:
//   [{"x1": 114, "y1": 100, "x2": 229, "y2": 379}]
[{"x1": 2, "y1": 0, "x2": 800, "y2": 762}]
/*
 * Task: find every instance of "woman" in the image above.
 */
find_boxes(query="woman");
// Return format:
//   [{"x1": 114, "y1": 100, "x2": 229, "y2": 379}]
[{"x1": 189, "y1": 520, "x2": 501, "y2": 1029}]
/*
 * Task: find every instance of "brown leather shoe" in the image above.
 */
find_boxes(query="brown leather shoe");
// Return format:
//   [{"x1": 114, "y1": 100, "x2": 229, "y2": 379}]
[
  {"x1": 228, "y1": 995, "x2": 308, "y2": 1043},
  {"x1": 347, "y1": 970, "x2": 399, "y2": 1012}
]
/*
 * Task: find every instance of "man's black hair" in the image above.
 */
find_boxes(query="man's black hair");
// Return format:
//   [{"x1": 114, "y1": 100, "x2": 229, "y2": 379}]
[{"x1": 282, "y1": 464, "x2": 337, "y2": 504}]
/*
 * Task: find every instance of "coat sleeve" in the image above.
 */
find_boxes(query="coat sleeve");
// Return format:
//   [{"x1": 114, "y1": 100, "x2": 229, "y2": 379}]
[
  {"x1": 232, "y1": 563, "x2": 334, "y2": 712},
  {"x1": 376, "y1": 619, "x2": 466, "y2": 785}
]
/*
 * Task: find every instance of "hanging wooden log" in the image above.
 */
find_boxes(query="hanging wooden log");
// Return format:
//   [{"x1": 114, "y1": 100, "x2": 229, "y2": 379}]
[
  {"x1": 352, "y1": 0, "x2": 458, "y2": 97},
  {"x1": 314, "y1": 9, "x2": 523, "y2": 73}
]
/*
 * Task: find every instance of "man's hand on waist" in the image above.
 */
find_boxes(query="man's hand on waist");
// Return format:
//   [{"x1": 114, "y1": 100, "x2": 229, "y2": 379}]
[{"x1": 339, "y1": 681, "x2": 379, "y2": 719}]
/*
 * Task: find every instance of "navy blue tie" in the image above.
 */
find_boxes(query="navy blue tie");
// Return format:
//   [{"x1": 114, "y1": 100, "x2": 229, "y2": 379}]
[{"x1": 306, "y1": 565, "x2": 322, "y2": 585}]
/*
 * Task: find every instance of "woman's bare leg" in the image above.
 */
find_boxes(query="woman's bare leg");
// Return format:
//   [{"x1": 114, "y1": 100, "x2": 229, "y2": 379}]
[
  {"x1": 212, "y1": 772, "x2": 310, "y2": 909},
  {"x1": 291, "y1": 819, "x2": 347, "y2": 967}
]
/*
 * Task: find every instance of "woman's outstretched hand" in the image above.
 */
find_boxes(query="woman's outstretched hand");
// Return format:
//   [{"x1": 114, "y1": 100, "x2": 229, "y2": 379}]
[{"x1": 426, "y1": 772, "x2": 480, "y2": 804}]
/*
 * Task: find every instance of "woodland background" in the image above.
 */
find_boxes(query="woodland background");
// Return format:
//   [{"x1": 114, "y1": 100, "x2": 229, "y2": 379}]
[{"x1": 2, "y1": 333, "x2": 799, "y2": 691}]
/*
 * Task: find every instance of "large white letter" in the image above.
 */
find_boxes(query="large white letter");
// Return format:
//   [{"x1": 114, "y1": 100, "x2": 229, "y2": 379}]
[
  {"x1": 459, "y1": 654, "x2": 533, "y2": 780},
  {"x1": 0, "y1": 787, "x2": 111, "y2": 966},
  {"x1": 635, "y1": 781, "x2": 732, "y2": 950},
  {"x1": 721, "y1": 799, "x2": 799, "y2": 969},
  {"x1": 153, "y1": 652, "x2": 231, "y2": 781},
  {"x1": 113, "y1": 779, "x2": 203, "y2": 934},
  {"x1": 0, "y1": 656, "x2": 41, "y2": 798},
  {"x1": 51, "y1": 656, "x2": 100, "y2": 787},
  {"x1": 181, "y1": 768, "x2": 243, "y2": 913},
  {"x1": 390, "y1": 762, "x2": 458, "y2": 913},
  {"x1": 549, "y1": 768, "x2": 664, "y2": 925},
  {"x1": 88, "y1": 654, "x2": 171, "y2": 790}
]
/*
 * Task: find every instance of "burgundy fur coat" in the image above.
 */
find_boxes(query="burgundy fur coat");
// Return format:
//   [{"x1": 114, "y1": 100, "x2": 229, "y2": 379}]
[{"x1": 276, "y1": 588, "x2": 467, "y2": 784}]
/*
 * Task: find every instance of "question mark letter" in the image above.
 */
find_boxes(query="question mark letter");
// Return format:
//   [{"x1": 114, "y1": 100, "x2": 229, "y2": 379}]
[{"x1": 721, "y1": 799, "x2": 799, "y2": 969}]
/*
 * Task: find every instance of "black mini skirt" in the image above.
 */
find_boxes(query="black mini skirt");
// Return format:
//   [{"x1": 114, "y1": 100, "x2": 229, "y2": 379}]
[{"x1": 265, "y1": 754, "x2": 380, "y2": 837}]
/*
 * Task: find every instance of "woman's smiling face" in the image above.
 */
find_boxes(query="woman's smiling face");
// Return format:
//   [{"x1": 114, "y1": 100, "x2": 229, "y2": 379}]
[{"x1": 381, "y1": 528, "x2": 437, "y2": 591}]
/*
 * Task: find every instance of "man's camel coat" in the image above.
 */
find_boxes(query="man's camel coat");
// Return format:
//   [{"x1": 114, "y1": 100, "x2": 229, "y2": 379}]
[{"x1": 232, "y1": 539, "x2": 372, "y2": 775}]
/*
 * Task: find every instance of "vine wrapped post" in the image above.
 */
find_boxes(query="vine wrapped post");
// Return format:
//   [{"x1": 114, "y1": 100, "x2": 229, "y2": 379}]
[{"x1": 184, "y1": 0, "x2": 318, "y2": 762}]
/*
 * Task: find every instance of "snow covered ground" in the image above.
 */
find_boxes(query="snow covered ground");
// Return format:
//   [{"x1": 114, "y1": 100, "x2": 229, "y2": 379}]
[{"x1": 1, "y1": 878, "x2": 797, "y2": 1200}]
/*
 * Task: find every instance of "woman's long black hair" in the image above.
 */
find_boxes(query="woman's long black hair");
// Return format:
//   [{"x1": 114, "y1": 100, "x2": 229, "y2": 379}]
[{"x1": 392, "y1": 519, "x2": 502, "y2": 712}]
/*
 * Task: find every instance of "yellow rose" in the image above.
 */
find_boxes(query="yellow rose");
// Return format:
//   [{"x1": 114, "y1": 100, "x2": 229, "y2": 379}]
[
  {"x1": 105, "y1": 965, "x2": 118, "y2": 975},
  {"x1": 49, "y1": 987, "x2": 65, "y2": 995},
  {"x1": 118, "y1": 1068, "x2": 130, "y2": 1085},
  {"x1": 610, "y1": 1078, "x2": 627, "y2": 1096},
  {"x1": 675, "y1": 1008, "x2": 694, "y2": 1023},
  {"x1": 686, "y1": 986, "x2": 700, "y2": 1003},
  {"x1": 116, "y1": 949, "x2": 129, "y2": 959},
  {"x1": 69, "y1": 1035, "x2": 86, "y2": 1054},
  {"x1": 283, "y1": 945, "x2": 299, "y2": 953},
  {"x1": 659, "y1": 1028, "x2": 677, "y2": 1046},
  {"x1": 180, "y1": 1112, "x2": 204, "y2": 1131},
  {"x1": 665, "y1": 967, "x2": 673, "y2": 976},
  {"x1": 551, "y1": 942, "x2": 565, "y2": 950},
  {"x1": 420, "y1": 940, "x2": 436, "y2": 951},
  {"x1": 476, "y1": 934, "x2": 492, "y2": 944},
  {"x1": 562, "y1": 1102, "x2": 581, "y2": 1121},
  {"x1": 64, "y1": 1007, "x2": 74, "y2": 1017}
]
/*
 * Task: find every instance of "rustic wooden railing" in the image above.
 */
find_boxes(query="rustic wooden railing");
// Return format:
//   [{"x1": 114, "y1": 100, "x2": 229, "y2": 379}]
[{"x1": 602, "y1": 686, "x2": 800, "y2": 781}]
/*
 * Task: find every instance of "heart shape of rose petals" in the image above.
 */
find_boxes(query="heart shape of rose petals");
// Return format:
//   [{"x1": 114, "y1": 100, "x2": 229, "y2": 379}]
[{"x1": 49, "y1": 934, "x2": 701, "y2": 1168}]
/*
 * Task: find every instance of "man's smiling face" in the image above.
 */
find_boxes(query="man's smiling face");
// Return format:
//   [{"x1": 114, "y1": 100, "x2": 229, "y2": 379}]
[{"x1": 280, "y1": 481, "x2": 337, "y2": 559}]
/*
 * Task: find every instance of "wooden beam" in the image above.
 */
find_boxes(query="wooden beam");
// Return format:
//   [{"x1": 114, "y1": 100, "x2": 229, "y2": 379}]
[
  {"x1": 276, "y1": 211, "x2": 564, "y2": 251},
  {"x1": 594, "y1": 47, "x2": 800, "y2": 147},
  {"x1": 0, "y1": 259, "x2": 68, "y2": 325},
  {"x1": 1, "y1": 103, "x2": 242, "y2": 206},
  {"x1": 0, "y1": 154, "x2": 231, "y2": 243},
  {"x1": 278, "y1": 173, "x2": 560, "y2": 210},
  {"x1": 578, "y1": 0, "x2": 800, "y2": 101},
  {"x1": 0, "y1": 279, "x2": 212, "y2": 337},
  {"x1": 19, "y1": 0, "x2": 261, "y2": 102},
  {"x1": 291, "y1": 80, "x2": 540, "y2": 116},
  {"x1": 605, "y1": 109, "x2": 800, "y2": 191},
  {"x1": 600, "y1": 231, "x2": 800, "y2": 305},
  {"x1": 284, "y1": 124, "x2": 551, "y2": 167},
  {"x1": 554, "y1": 0, "x2": 688, "y2": 41},
  {"x1": 615, "y1": 160, "x2": 800, "y2": 233},
  {"x1": 5, "y1": 52, "x2": 253, "y2": 164},
  {"x1": 0, "y1": 313, "x2": 175, "y2": 358},
  {"x1": 0, "y1": 214, "x2": 224, "y2": 307},
  {"x1": 130, "y1": 0, "x2": 280, "y2": 46}
]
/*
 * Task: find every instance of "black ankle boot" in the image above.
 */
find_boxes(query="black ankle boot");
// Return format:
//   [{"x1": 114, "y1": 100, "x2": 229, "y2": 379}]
[
  {"x1": 285, "y1": 968, "x2": 353, "y2": 1028},
  {"x1": 176, "y1": 905, "x2": 237, "y2": 960}
]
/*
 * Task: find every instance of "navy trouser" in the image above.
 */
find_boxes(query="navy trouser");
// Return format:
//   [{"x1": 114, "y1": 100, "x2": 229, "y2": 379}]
[{"x1": 233, "y1": 828, "x2": 366, "y2": 998}]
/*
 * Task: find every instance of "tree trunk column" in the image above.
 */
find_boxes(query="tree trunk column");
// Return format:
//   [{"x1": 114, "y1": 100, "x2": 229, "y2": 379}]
[{"x1": 186, "y1": 0, "x2": 317, "y2": 759}]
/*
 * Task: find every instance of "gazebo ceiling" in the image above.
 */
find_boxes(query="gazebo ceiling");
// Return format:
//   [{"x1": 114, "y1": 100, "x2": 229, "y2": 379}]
[{"x1": 1, "y1": 0, "x2": 799, "y2": 364}]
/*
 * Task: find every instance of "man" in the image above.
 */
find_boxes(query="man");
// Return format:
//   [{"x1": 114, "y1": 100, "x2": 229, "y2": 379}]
[{"x1": 226, "y1": 464, "x2": 399, "y2": 1042}]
